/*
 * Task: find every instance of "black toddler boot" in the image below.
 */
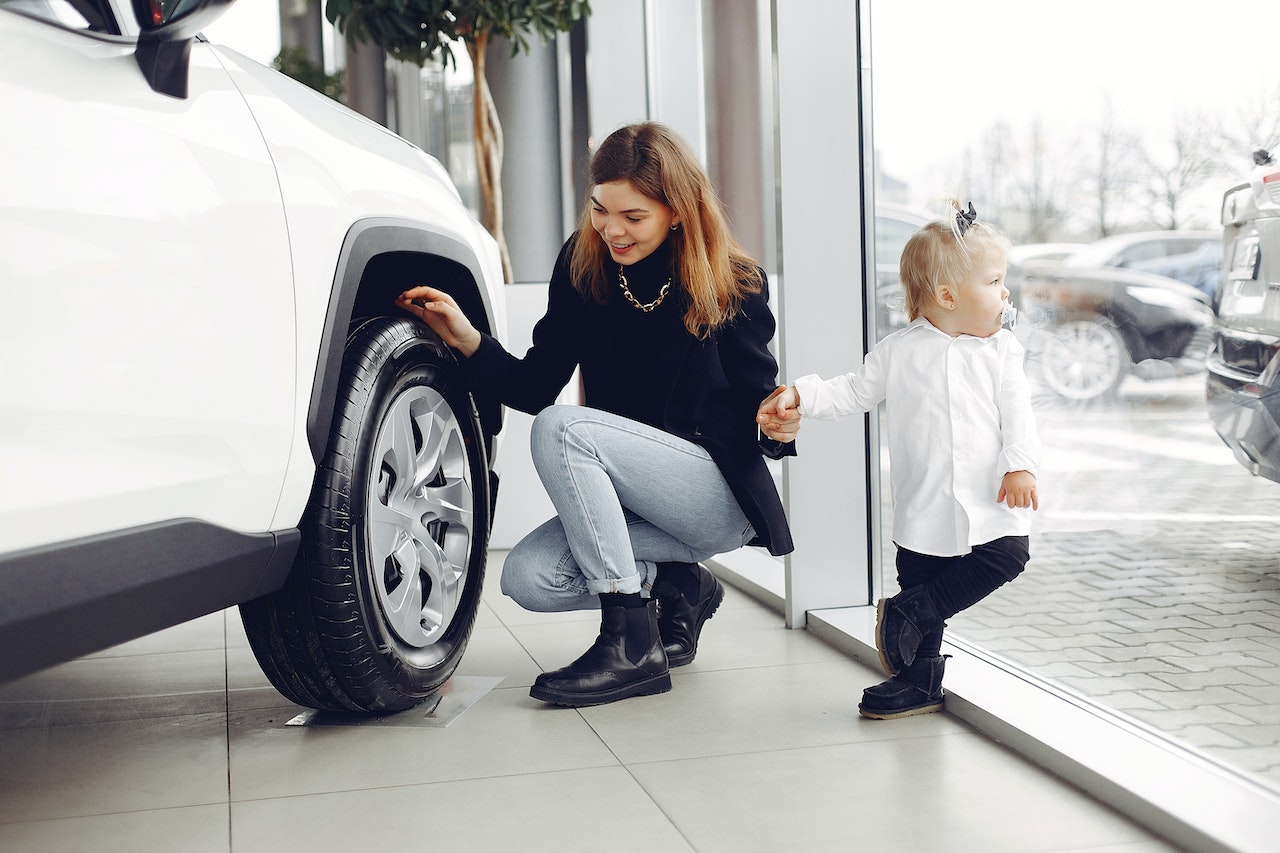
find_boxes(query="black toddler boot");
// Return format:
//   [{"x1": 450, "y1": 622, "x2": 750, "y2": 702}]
[
  {"x1": 529, "y1": 597, "x2": 671, "y2": 707},
  {"x1": 875, "y1": 585, "x2": 943, "y2": 676},
  {"x1": 858, "y1": 655, "x2": 947, "y2": 720},
  {"x1": 654, "y1": 562, "x2": 725, "y2": 667}
]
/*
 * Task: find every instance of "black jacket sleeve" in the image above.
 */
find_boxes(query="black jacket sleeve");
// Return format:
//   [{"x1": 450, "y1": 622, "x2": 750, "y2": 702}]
[
  {"x1": 463, "y1": 240, "x2": 583, "y2": 417},
  {"x1": 713, "y1": 272, "x2": 797, "y2": 461}
]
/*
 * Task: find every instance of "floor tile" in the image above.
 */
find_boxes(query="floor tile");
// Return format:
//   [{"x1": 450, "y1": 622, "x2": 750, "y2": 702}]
[
  {"x1": 0, "y1": 648, "x2": 230, "y2": 728},
  {"x1": 628, "y1": 734, "x2": 1176, "y2": 853},
  {"x1": 577, "y1": 658, "x2": 968, "y2": 765},
  {"x1": 0, "y1": 547, "x2": 1189, "y2": 852},
  {"x1": 0, "y1": 713, "x2": 230, "y2": 823},
  {"x1": 227, "y1": 685, "x2": 618, "y2": 801},
  {"x1": 0, "y1": 805, "x2": 229, "y2": 853},
  {"x1": 231, "y1": 766, "x2": 693, "y2": 853},
  {"x1": 454, "y1": 623, "x2": 543, "y2": 689}
]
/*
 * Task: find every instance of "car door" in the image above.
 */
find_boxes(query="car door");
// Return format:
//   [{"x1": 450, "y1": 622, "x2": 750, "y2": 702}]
[{"x1": 0, "y1": 6, "x2": 296, "y2": 552}]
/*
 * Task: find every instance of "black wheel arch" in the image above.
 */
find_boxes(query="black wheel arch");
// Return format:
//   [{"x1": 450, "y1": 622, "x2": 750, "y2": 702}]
[{"x1": 307, "y1": 218, "x2": 504, "y2": 466}]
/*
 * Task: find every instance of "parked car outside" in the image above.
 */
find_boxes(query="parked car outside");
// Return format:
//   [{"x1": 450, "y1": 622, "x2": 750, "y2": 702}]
[
  {"x1": 872, "y1": 203, "x2": 930, "y2": 338},
  {"x1": 1057, "y1": 229, "x2": 1223, "y2": 299},
  {"x1": 1018, "y1": 260, "x2": 1215, "y2": 402},
  {"x1": 0, "y1": 0, "x2": 508, "y2": 714},
  {"x1": 1206, "y1": 149, "x2": 1280, "y2": 482},
  {"x1": 1007, "y1": 242, "x2": 1087, "y2": 266}
]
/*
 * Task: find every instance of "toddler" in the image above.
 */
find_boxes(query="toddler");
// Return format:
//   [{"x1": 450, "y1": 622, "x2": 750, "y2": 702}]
[{"x1": 760, "y1": 201, "x2": 1039, "y2": 719}]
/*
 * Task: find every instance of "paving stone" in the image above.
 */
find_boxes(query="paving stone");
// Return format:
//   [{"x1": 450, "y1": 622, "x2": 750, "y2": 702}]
[
  {"x1": 1148, "y1": 668, "x2": 1269, "y2": 691},
  {"x1": 1090, "y1": 643, "x2": 1198, "y2": 664},
  {"x1": 1120, "y1": 685, "x2": 1258, "y2": 712},
  {"x1": 1056, "y1": 673, "x2": 1176, "y2": 695},
  {"x1": 1099, "y1": 691, "x2": 1173, "y2": 713},
  {"x1": 1140, "y1": 722, "x2": 1251, "y2": 749},
  {"x1": 1209, "y1": 723, "x2": 1280, "y2": 748},
  {"x1": 1154, "y1": 649, "x2": 1279, "y2": 672}
]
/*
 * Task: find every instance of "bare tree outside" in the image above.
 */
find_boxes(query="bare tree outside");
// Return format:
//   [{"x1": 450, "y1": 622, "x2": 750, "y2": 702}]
[
  {"x1": 1087, "y1": 100, "x2": 1147, "y2": 238},
  {"x1": 1007, "y1": 120, "x2": 1076, "y2": 242},
  {"x1": 1215, "y1": 83, "x2": 1280, "y2": 173},
  {"x1": 1141, "y1": 110, "x2": 1221, "y2": 230}
]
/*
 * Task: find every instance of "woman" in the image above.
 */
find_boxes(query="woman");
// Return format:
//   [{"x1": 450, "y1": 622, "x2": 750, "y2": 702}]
[{"x1": 396, "y1": 122, "x2": 797, "y2": 707}]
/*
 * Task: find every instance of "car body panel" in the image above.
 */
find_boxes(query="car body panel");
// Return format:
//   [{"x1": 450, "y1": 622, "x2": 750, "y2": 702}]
[
  {"x1": 207, "y1": 46, "x2": 507, "y2": 531},
  {"x1": 0, "y1": 14, "x2": 296, "y2": 551},
  {"x1": 0, "y1": 1, "x2": 507, "y2": 686}
]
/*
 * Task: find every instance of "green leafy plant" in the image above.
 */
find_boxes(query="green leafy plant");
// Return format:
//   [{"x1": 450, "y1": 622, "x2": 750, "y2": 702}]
[{"x1": 325, "y1": 0, "x2": 592, "y2": 280}]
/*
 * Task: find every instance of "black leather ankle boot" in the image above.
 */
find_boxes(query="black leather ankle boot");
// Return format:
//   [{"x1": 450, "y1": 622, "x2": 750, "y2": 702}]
[
  {"x1": 529, "y1": 599, "x2": 670, "y2": 707},
  {"x1": 654, "y1": 562, "x2": 725, "y2": 667},
  {"x1": 858, "y1": 655, "x2": 947, "y2": 720},
  {"x1": 875, "y1": 585, "x2": 943, "y2": 676}
]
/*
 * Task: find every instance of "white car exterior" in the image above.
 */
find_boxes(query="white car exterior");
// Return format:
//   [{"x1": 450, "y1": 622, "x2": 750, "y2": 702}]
[{"x1": 0, "y1": 0, "x2": 506, "y2": 713}]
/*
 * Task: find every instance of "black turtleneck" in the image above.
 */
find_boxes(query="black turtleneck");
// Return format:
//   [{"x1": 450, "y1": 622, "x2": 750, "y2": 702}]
[{"x1": 583, "y1": 236, "x2": 683, "y2": 429}]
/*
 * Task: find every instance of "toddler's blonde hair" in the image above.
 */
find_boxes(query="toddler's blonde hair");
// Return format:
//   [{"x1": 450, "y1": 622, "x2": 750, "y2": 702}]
[{"x1": 900, "y1": 201, "x2": 1012, "y2": 321}]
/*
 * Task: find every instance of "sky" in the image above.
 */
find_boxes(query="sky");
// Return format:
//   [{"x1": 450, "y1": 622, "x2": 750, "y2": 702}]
[
  {"x1": 867, "y1": 0, "x2": 1280, "y2": 221},
  {"x1": 205, "y1": 1, "x2": 1280, "y2": 230}
]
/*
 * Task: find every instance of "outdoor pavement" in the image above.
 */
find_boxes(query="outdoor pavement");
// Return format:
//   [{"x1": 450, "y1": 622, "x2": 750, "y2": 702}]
[{"x1": 880, "y1": 371, "x2": 1280, "y2": 791}]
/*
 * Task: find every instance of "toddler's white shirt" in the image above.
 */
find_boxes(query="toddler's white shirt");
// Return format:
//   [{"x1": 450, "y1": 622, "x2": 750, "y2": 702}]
[{"x1": 794, "y1": 318, "x2": 1039, "y2": 557}]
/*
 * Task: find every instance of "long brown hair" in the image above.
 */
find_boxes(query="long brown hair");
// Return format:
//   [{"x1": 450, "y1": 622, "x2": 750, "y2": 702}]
[{"x1": 569, "y1": 122, "x2": 762, "y2": 338}]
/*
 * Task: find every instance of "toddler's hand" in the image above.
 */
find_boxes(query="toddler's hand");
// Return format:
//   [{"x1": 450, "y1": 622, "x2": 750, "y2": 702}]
[
  {"x1": 757, "y1": 385, "x2": 801, "y2": 443},
  {"x1": 998, "y1": 470, "x2": 1038, "y2": 510}
]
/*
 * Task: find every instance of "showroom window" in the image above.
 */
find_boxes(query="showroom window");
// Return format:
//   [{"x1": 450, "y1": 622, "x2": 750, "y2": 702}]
[{"x1": 869, "y1": 0, "x2": 1280, "y2": 795}]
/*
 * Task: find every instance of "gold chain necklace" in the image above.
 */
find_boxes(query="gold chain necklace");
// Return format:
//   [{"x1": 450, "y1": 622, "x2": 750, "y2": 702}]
[{"x1": 618, "y1": 266, "x2": 672, "y2": 313}]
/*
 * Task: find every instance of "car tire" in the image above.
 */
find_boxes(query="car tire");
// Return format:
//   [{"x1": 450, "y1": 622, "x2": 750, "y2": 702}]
[
  {"x1": 241, "y1": 316, "x2": 491, "y2": 713},
  {"x1": 1033, "y1": 316, "x2": 1130, "y2": 402}
]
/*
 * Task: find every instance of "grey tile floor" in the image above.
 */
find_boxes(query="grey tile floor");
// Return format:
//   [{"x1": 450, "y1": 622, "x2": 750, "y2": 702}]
[{"x1": 0, "y1": 551, "x2": 1183, "y2": 853}]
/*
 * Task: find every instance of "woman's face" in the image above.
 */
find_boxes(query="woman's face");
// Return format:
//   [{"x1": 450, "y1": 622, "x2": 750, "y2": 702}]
[{"x1": 589, "y1": 179, "x2": 678, "y2": 266}]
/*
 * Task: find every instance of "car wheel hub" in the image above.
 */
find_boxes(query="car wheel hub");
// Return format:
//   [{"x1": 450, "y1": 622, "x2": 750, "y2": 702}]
[
  {"x1": 367, "y1": 385, "x2": 474, "y2": 648},
  {"x1": 1041, "y1": 320, "x2": 1127, "y2": 400}
]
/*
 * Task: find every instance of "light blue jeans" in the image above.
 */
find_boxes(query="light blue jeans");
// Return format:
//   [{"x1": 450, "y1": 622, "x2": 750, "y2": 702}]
[{"x1": 500, "y1": 405, "x2": 756, "y2": 612}]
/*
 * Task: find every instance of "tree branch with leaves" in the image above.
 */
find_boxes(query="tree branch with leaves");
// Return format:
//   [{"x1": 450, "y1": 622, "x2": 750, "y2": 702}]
[{"x1": 325, "y1": 0, "x2": 592, "y2": 281}]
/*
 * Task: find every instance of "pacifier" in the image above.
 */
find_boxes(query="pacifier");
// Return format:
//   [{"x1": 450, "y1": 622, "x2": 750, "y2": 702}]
[{"x1": 1000, "y1": 301, "x2": 1017, "y2": 330}]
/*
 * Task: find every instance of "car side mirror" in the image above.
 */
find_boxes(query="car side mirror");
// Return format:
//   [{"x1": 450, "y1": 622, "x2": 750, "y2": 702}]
[{"x1": 132, "y1": 0, "x2": 236, "y2": 99}]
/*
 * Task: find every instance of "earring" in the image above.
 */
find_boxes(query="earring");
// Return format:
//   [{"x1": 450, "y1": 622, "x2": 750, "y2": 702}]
[{"x1": 670, "y1": 223, "x2": 679, "y2": 231}]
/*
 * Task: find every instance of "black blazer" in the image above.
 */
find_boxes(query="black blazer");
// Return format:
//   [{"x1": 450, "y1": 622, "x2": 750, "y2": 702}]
[{"x1": 464, "y1": 236, "x2": 795, "y2": 556}]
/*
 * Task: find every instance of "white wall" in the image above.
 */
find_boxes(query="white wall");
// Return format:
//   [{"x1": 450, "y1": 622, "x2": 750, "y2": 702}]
[{"x1": 487, "y1": 284, "x2": 579, "y2": 548}]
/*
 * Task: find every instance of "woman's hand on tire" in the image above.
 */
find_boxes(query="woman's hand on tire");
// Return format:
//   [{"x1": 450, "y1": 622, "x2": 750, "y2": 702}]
[{"x1": 396, "y1": 285, "x2": 483, "y2": 357}]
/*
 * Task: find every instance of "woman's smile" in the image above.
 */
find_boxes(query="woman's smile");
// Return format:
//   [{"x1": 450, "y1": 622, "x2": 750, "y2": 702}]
[{"x1": 590, "y1": 179, "x2": 677, "y2": 265}]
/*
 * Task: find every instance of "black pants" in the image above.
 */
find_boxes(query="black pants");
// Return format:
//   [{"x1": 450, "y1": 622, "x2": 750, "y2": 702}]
[{"x1": 894, "y1": 535, "x2": 1030, "y2": 657}]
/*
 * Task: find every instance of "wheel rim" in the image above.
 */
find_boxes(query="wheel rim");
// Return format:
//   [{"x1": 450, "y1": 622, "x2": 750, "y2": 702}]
[
  {"x1": 1039, "y1": 319, "x2": 1127, "y2": 401},
  {"x1": 365, "y1": 384, "x2": 474, "y2": 648}
]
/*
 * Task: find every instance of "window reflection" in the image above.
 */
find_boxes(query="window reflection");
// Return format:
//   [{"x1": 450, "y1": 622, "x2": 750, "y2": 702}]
[
  {"x1": 871, "y1": 0, "x2": 1280, "y2": 793},
  {"x1": 414, "y1": 48, "x2": 479, "y2": 216}
]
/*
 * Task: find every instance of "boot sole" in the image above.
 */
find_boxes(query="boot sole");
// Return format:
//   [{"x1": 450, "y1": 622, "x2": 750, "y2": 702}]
[
  {"x1": 666, "y1": 579, "x2": 725, "y2": 668},
  {"x1": 529, "y1": 671, "x2": 672, "y2": 707},
  {"x1": 858, "y1": 698, "x2": 944, "y2": 720},
  {"x1": 874, "y1": 598, "x2": 897, "y2": 677}
]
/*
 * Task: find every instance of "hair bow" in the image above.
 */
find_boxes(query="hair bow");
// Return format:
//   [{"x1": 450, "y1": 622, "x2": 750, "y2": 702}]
[{"x1": 955, "y1": 201, "x2": 978, "y2": 237}]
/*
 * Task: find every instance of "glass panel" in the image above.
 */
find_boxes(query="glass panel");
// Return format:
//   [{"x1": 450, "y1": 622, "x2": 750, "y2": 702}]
[
  {"x1": 416, "y1": 47, "x2": 479, "y2": 216},
  {"x1": 870, "y1": 0, "x2": 1280, "y2": 793}
]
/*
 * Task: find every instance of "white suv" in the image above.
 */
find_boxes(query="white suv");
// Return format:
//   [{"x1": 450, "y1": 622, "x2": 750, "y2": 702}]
[{"x1": 0, "y1": 0, "x2": 508, "y2": 714}]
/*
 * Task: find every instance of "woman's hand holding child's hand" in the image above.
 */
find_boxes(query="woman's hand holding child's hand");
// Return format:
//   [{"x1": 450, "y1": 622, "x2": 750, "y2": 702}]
[
  {"x1": 395, "y1": 286, "x2": 483, "y2": 357},
  {"x1": 998, "y1": 470, "x2": 1038, "y2": 510},
  {"x1": 757, "y1": 385, "x2": 801, "y2": 443}
]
